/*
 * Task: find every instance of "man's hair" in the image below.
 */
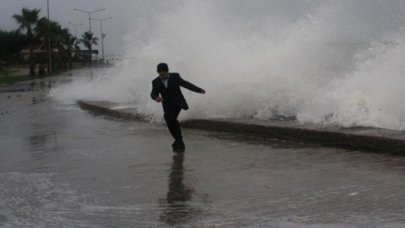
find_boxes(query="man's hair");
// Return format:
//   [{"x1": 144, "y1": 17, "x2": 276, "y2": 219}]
[{"x1": 157, "y1": 63, "x2": 169, "y2": 72}]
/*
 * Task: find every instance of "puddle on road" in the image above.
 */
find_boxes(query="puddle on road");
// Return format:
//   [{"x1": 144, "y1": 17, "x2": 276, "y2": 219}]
[{"x1": 2, "y1": 85, "x2": 405, "y2": 227}]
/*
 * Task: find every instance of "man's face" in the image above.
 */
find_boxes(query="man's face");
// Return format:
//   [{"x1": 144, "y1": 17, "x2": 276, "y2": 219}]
[{"x1": 159, "y1": 71, "x2": 169, "y2": 77}]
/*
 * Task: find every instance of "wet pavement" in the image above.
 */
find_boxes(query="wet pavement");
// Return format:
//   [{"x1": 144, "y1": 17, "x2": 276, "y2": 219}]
[{"x1": 2, "y1": 74, "x2": 405, "y2": 227}]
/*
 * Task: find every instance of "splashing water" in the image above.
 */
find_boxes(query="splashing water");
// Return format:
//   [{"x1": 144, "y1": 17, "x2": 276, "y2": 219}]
[{"x1": 50, "y1": 0, "x2": 405, "y2": 130}]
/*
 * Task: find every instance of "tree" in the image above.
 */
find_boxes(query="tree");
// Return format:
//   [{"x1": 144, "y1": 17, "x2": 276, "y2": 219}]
[
  {"x1": 80, "y1": 32, "x2": 98, "y2": 64},
  {"x1": 70, "y1": 36, "x2": 81, "y2": 63},
  {"x1": 34, "y1": 17, "x2": 51, "y2": 75},
  {"x1": 52, "y1": 25, "x2": 68, "y2": 70},
  {"x1": 65, "y1": 35, "x2": 78, "y2": 69},
  {"x1": 35, "y1": 17, "x2": 49, "y2": 46},
  {"x1": 13, "y1": 8, "x2": 40, "y2": 76},
  {"x1": 0, "y1": 30, "x2": 27, "y2": 63},
  {"x1": 36, "y1": 17, "x2": 77, "y2": 72}
]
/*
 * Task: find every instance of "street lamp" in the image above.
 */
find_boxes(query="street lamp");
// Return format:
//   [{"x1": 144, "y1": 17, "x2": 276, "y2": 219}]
[
  {"x1": 47, "y1": 0, "x2": 52, "y2": 74},
  {"x1": 91, "y1": 17, "x2": 112, "y2": 62},
  {"x1": 74, "y1": 8, "x2": 105, "y2": 65},
  {"x1": 68, "y1": 21, "x2": 82, "y2": 38}
]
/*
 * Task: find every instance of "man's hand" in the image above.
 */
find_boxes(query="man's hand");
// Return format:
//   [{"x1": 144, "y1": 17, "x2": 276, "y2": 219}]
[{"x1": 155, "y1": 96, "x2": 164, "y2": 103}]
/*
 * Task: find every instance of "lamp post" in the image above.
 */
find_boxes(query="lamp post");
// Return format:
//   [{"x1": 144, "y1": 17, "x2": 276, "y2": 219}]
[
  {"x1": 91, "y1": 17, "x2": 112, "y2": 62},
  {"x1": 74, "y1": 8, "x2": 105, "y2": 65},
  {"x1": 68, "y1": 21, "x2": 82, "y2": 38},
  {"x1": 47, "y1": 0, "x2": 52, "y2": 74}
]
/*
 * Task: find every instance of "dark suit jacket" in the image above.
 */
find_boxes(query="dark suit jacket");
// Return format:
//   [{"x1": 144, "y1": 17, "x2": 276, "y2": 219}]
[{"x1": 151, "y1": 73, "x2": 204, "y2": 111}]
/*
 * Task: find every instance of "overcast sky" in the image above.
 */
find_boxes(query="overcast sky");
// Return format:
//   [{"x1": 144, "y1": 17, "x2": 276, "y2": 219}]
[
  {"x1": 4, "y1": 0, "x2": 401, "y2": 58},
  {"x1": 0, "y1": 0, "x2": 139, "y2": 57},
  {"x1": 0, "y1": 0, "x2": 322, "y2": 57}
]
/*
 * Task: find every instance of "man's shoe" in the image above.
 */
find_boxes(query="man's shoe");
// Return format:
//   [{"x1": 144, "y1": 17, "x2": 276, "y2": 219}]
[
  {"x1": 172, "y1": 141, "x2": 180, "y2": 149},
  {"x1": 172, "y1": 139, "x2": 185, "y2": 147},
  {"x1": 172, "y1": 140, "x2": 185, "y2": 153},
  {"x1": 178, "y1": 139, "x2": 185, "y2": 146}
]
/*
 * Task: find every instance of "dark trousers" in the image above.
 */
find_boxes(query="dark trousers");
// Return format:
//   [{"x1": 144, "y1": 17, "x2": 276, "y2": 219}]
[{"x1": 163, "y1": 104, "x2": 182, "y2": 141}]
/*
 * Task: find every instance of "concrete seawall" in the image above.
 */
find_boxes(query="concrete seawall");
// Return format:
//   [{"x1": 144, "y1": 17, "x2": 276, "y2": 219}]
[
  {"x1": 78, "y1": 100, "x2": 405, "y2": 155},
  {"x1": 78, "y1": 100, "x2": 151, "y2": 121}
]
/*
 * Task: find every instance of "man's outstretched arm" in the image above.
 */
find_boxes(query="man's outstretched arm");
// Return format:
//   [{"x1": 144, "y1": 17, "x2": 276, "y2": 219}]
[{"x1": 178, "y1": 74, "x2": 205, "y2": 94}]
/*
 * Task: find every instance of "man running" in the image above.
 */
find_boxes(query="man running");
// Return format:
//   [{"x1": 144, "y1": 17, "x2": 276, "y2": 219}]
[{"x1": 151, "y1": 63, "x2": 205, "y2": 152}]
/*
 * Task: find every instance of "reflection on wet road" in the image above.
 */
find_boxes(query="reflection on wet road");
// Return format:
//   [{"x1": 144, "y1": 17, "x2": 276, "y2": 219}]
[
  {"x1": 1, "y1": 78, "x2": 405, "y2": 227},
  {"x1": 159, "y1": 154, "x2": 197, "y2": 226}
]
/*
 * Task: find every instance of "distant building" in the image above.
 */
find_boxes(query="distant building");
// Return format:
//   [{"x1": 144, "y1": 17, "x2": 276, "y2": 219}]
[
  {"x1": 75, "y1": 49, "x2": 99, "y2": 61},
  {"x1": 19, "y1": 45, "x2": 58, "y2": 61},
  {"x1": 19, "y1": 46, "x2": 99, "y2": 63}
]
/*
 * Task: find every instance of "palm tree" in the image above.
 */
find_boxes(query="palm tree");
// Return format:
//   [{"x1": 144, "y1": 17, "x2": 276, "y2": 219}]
[
  {"x1": 13, "y1": 8, "x2": 40, "y2": 76},
  {"x1": 35, "y1": 17, "x2": 49, "y2": 46},
  {"x1": 35, "y1": 17, "x2": 51, "y2": 75},
  {"x1": 80, "y1": 32, "x2": 98, "y2": 64},
  {"x1": 37, "y1": 18, "x2": 62, "y2": 70},
  {"x1": 58, "y1": 28, "x2": 72, "y2": 69},
  {"x1": 73, "y1": 37, "x2": 81, "y2": 54},
  {"x1": 36, "y1": 18, "x2": 77, "y2": 71},
  {"x1": 69, "y1": 36, "x2": 81, "y2": 64},
  {"x1": 65, "y1": 35, "x2": 78, "y2": 69},
  {"x1": 51, "y1": 25, "x2": 67, "y2": 69}
]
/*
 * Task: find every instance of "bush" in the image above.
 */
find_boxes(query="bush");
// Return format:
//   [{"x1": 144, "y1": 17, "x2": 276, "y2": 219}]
[{"x1": 0, "y1": 30, "x2": 28, "y2": 64}]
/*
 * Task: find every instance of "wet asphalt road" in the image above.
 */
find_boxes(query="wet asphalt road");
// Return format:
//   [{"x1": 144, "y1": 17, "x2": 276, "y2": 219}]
[{"x1": 2, "y1": 76, "x2": 405, "y2": 227}]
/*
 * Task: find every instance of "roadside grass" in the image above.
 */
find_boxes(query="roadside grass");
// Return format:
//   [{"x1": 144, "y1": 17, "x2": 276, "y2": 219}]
[
  {"x1": 0, "y1": 62, "x2": 101, "y2": 85},
  {"x1": 0, "y1": 69, "x2": 11, "y2": 77},
  {"x1": 0, "y1": 75, "x2": 34, "y2": 85},
  {"x1": 0, "y1": 68, "x2": 31, "y2": 85},
  {"x1": 0, "y1": 65, "x2": 68, "y2": 85}
]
